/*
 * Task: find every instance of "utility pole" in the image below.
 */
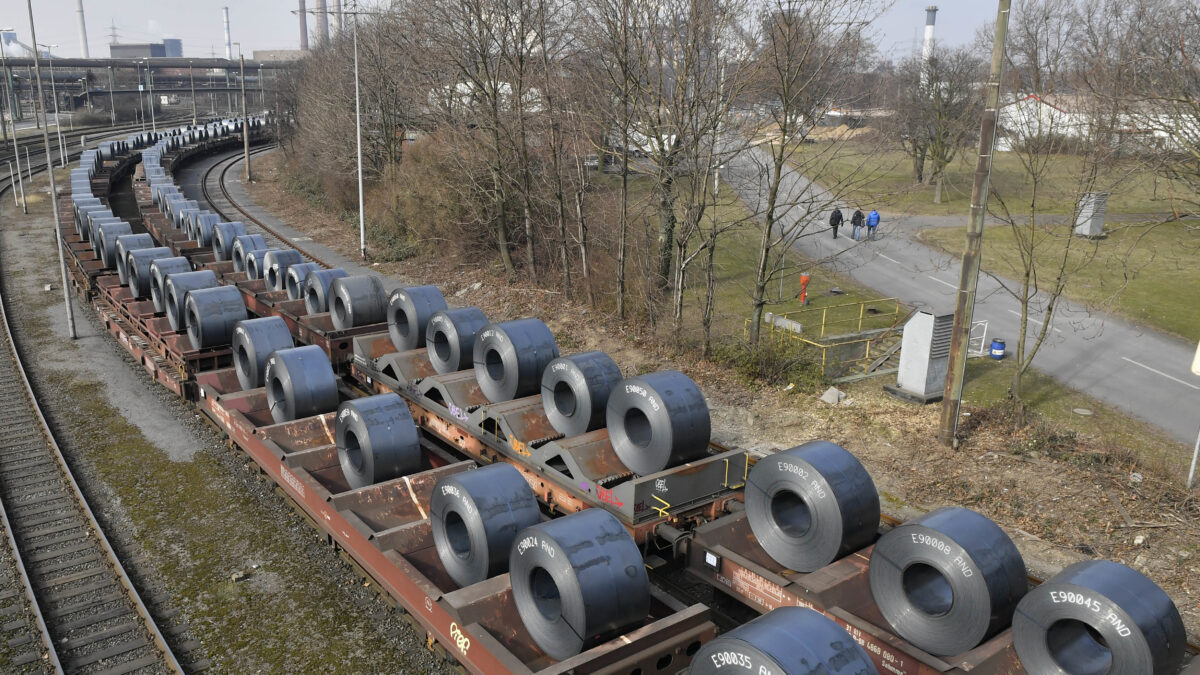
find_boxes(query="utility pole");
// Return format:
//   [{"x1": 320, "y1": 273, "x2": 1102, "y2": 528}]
[
  {"x1": 1, "y1": 32, "x2": 26, "y2": 213},
  {"x1": 26, "y1": 0, "x2": 77, "y2": 339},
  {"x1": 352, "y1": 4, "x2": 365, "y2": 259},
  {"x1": 938, "y1": 0, "x2": 1011, "y2": 446},
  {"x1": 0, "y1": 29, "x2": 13, "y2": 154},
  {"x1": 136, "y1": 63, "x2": 145, "y2": 130},
  {"x1": 189, "y1": 62, "x2": 197, "y2": 124},
  {"x1": 147, "y1": 62, "x2": 156, "y2": 133},
  {"x1": 240, "y1": 52, "x2": 250, "y2": 182}
]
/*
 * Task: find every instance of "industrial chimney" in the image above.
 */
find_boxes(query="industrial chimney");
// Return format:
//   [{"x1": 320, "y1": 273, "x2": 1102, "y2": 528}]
[
  {"x1": 330, "y1": 0, "x2": 342, "y2": 35},
  {"x1": 223, "y1": 6, "x2": 232, "y2": 59},
  {"x1": 921, "y1": 6, "x2": 938, "y2": 63},
  {"x1": 75, "y1": 0, "x2": 89, "y2": 58},
  {"x1": 298, "y1": 0, "x2": 309, "y2": 51},
  {"x1": 315, "y1": 0, "x2": 329, "y2": 44}
]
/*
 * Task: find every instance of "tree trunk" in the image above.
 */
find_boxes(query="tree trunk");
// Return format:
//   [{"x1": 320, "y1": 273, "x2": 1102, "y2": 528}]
[
  {"x1": 913, "y1": 148, "x2": 926, "y2": 183},
  {"x1": 656, "y1": 165, "x2": 676, "y2": 294},
  {"x1": 933, "y1": 174, "x2": 943, "y2": 204},
  {"x1": 749, "y1": 151, "x2": 786, "y2": 346},
  {"x1": 574, "y1": 175, "x2": 594, "y2": 306},
  {"x1": 702, "y1": 226, "x2": 719, "y2": 357}
]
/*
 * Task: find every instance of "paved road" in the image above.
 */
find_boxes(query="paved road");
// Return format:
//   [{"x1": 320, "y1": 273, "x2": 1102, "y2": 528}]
[{"x1": 723, "y1": 145, "x2": 1200, "y2": 447}]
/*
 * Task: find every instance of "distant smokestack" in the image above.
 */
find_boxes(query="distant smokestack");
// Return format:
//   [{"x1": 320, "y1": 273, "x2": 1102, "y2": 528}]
[
  {"x1": 922, "y1": 5, "x2": 938, "y2": 62},
  {"x1": 298, "y1": 0, "x2": 309, "y2": 51},
  {"x1": 75, "y1": 0, "x2": 89, "y2": 58},
  {"x1": 330, "y1": 0, "x2": 342, "y2": 35},
  {"x1": 223, "y1": 6, "x2": 232, "y2": 59},
  {"x1": 315, "y1": 0, "x2": 329, "y2": 44}
]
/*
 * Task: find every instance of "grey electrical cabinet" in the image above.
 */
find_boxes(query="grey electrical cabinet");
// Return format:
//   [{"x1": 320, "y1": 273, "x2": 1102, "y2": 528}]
[{"x1": 886, "y1": 310, "x2": 953, "y2": 403}]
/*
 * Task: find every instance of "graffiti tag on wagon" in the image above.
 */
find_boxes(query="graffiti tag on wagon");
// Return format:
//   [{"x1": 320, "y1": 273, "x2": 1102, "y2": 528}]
[{"x1": 449, "y1": 622, "x2": 471, "y2": 655}]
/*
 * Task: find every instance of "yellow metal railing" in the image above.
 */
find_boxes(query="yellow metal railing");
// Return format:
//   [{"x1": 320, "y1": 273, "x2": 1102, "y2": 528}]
[{"x1": 744, "y1": 298, "x2": 911, "y2": 376}]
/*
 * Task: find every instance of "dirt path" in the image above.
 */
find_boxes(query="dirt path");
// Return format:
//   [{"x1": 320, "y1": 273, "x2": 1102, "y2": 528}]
[{"x1": 242, "y1": 148, "x2": 1200, "y2": 643}]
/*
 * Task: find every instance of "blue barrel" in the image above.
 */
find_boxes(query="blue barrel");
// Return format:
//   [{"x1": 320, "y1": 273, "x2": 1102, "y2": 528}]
[{"x1": 990, "y1": 339, "x2": 1006, "y2": 360}]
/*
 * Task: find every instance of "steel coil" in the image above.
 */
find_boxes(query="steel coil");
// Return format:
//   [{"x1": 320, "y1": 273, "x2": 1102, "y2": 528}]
[
  {"x1": 605, "y1": 370, "x2": 711, "y2": 476},
  {"x1": 302, "y1": 268, "x2": 349, "y2": 314},
  {"x1": 430, "y1": 463, "x2": 540, "y2": 587},
  {"x1": 426, "y1": 307, "x2": 489, "y2": 374},
  {"x1": 212, "y1": 221, "x2": 248, "y2": 261},
  {"x1": 472, "y1": 319, "x2": 559, "y2": 402},
  {"x1": 335, "y1": 393, "x2": 421, "y2": 490},
  {"x1": 387, "y1": 285, "x2": 447, "y2": 352},
  {"x1": 509, "y1": 509, "x2": 649, "y2": 660},
  {"x1": 689, "y1": 607, "x2": 877, "y2": 675},
  {"x1": 231, "y1": 234, "x2": 267, "y2": 272},
  {"x1": 868, "y1": 506, "x2": 1027, "y2": 656},
  {"x1": 149, "y1": 257, "x2": 193, "y2": 313},
  {"x1": 114, "y1": 233, "x2": 155, "y2": 285},
  {"x1": 263, "y1": 249, "x2": 305, "y2": 292},
  {"x1": 745, "y1": 441, "x2": 880, "y2": 573},
  {"x1": 126, "y1": 247, "x2": 173, "y2": 299},
  {"x1": 185, "y1": 286, "x2": 247, "y2": 350},
  {"x1": 329, "y1": 276, "x2": 387, "y2": 330},
  {"x1": 164, "y1": 270, "x2": 219, "y2": 332},
  {"x1": 232, "y1": 316, "x2": 294, "y2": 390},
  {"x1": 540, "y1": 351, "x2": 622, "y2": 437},
  {"x1": 1013, "y1": 560, "x2": 1185, "y2": 675},
  {"x1": 264, "y1": 345, "x2": 340, "y2": 423}
]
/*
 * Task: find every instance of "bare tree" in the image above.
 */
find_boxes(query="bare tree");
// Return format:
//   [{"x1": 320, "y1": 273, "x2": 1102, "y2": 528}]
[
  {"x1": 887, "y1": 45, "x2": 984, "y2": 201},
  {"x1": 989, "y1": 0, "x2": 1151, "y2": 424},
  {"x1": 743, "y1": 0, "x2": 884, "y2": 345}
]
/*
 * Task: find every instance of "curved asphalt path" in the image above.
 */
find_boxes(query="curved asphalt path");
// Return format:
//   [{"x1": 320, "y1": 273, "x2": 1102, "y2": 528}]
[{"x1": 723, "y1": 145, "x2": 1200, "y2": 448}]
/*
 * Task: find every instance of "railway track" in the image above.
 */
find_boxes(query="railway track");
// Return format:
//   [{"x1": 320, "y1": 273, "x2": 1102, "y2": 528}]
[
  {"x1": 0, "y1": 157, "x2": 182, "y2": 673},
  {"x1": 198, "y1": 146, "x2": 336, "y2": 269}
]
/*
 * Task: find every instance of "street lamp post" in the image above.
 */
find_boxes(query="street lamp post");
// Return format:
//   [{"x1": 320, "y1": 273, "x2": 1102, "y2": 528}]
[
  {"x1": 188, "y1": 61, "x2": 197, "y2": 125},
  {"x1": 37, "y1": 43, "x2": 66, "y2": 167},
  {"x1": 136, "y1": 63, "x2": 145, "y2": 131},
  {"x1": 240, "y1": 51, "x2": 249, "y2": 181},
  {"x1": 146, "y1": 61, "x2": 156, "y2": 133},
  {"x1": 25, "y1": 0, "x2": 77, "y2": 339}
]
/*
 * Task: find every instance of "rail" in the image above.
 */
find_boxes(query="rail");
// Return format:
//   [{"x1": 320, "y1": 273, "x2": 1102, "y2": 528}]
[{"x1": 0, "y1": 145, "x2": 182, "y2": 673}]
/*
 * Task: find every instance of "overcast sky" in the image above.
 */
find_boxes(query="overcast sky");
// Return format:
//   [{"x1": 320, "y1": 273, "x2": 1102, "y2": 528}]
[{"x1": 1, "y1": 0, "x2": 994, "y2": 59}]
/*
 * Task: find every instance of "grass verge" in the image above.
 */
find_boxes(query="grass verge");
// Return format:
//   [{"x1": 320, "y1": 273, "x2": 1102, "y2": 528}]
[{"x1": 920, "y1": 220, "x2": 1200, "y2": 340}]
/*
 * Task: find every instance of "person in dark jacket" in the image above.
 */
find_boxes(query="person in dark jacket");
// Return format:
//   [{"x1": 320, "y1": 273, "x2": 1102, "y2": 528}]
[
  {"x1": 866, "y1": 209, "x2": 880, "y2": 240},
  {"x1": 829, "y1": 208, "x2": 843, "y2": 239},
  {"x1": 850, "y1": 209, "x2": 865, "y2": 241}
]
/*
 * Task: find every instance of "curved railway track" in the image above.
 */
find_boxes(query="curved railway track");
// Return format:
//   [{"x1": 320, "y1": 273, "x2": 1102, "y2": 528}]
[
  {"x1": 198, "y1": 146, "x2": 336, "y2": 269},
  {"x1": 0, "y1": 158, "x2": 182, "y2": 673}
]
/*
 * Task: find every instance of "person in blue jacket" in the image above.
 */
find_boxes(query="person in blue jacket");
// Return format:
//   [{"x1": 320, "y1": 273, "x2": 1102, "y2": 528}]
[{"x1": 866, "y1": 209, "x2": 880, "y2": 240}]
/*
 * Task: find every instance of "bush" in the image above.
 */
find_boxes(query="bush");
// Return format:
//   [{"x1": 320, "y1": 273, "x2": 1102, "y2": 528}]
[{"x1": 709, "y1": 338, "x2": 825, "y2": 392}]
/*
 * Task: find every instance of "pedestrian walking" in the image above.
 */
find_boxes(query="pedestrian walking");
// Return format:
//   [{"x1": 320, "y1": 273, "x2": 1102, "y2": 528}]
[
  {"x1": 866, "y1": 209, "x2": 880, "y2": 241},
  {"x1": 829, "y1": 208, "x2": 843, "y2": 239},
  {"x1": 850, "y1": 209, "x2": 865, "y2": 241}
]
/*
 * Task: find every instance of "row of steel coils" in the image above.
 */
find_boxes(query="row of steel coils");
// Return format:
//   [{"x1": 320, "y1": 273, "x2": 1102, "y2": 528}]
[{"x1": 71, "y1": 136, "x2": 1189, "y2": 674}]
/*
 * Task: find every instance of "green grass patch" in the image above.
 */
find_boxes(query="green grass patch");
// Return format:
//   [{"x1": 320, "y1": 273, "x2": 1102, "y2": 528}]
[
  {"x1": 920, "y1": 221, "x2": 1200, "y2": 341},
  {"x1": 960, "y1": 357, "x2": 1188, "y2": 477},
  {"x1": 794, "y1": 140, "x2": 1194, "y2": 217}
]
